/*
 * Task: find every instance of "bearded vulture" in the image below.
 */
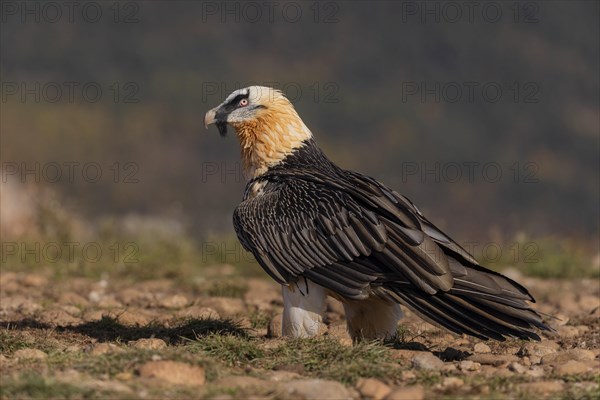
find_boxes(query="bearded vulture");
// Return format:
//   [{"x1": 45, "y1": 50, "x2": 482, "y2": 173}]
[{"x1": 204, "y1": 86, "x2": 551, "y2": 341}]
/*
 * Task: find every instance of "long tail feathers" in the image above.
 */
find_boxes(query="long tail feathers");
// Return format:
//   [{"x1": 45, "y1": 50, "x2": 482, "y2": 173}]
[{"x1": 379, "y1": 258, "x2": 554, "y2": 341}]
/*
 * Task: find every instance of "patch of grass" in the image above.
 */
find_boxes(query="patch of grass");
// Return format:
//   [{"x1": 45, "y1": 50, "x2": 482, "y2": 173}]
[
  {"x1": 267, "y1": 338, "x2": 400, "y2": 384},
  {"x1": 191, "y1": 334, "x2": 265, "y2": 367},
  {"x1": 0, "y1": 330, "x2": 31, "y2": 354}
]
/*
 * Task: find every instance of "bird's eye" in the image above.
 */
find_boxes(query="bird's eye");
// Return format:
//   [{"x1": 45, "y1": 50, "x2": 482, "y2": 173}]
[{"x1": 239, "y1": 98, "x2": 249, "y2": 107}]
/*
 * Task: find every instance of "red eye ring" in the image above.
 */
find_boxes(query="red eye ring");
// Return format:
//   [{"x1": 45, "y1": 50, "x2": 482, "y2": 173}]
[{"x1": 239, "y1": 98, "x2": 249, "y2": 107}]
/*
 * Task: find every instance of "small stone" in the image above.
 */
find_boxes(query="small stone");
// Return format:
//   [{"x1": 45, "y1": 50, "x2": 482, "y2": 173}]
[
  {"x1": 508, "y1": 362, "x2": 527, "y2": 373},
  {"x1": 129, "y1": 338, "x2": 167, "y2": 350},
  {"x1": 21, "y1": 274, "x2": 48, "y2": 287},
  {"x1": 138, "y1": 361, "x2": 205, "y2": 386},
  {"x1": 386, "y1": 385, "x2": 425, "y2": 400},
  {"x1": 401, "y1": 371, "x2": 416, "y2": 381},
  {"x1": 356, "y1": 378, "x2": 391, "y2": 400},
  {"x1": 442, "y1": 377, "x2": 464, "y2": 389},
  {"x1": 554, "y1": 360, "x2": 592, "y2": 375},
  {"x1": 458, "y1": 360, "x2": 480, "y2": 371},
  {"x1": 117, "y1": 310, "x2": 149, "y2": 326},
  {"x1": 267, "y1": 313, "x2": 283, "y2": 338},
  {"x1": 541, "y1": 349, "x2": 596, "y2": 364},
  {"x1": 89, "y1": 343, "x2": 124, "y2": 356},
  {"x1": 473, "y1": 342, "x2": 491, "y2": 354},
  {"x1": 282, "y1": 379, "x2": 350, "y2": 400},
  {"x1": 411, "y1": 353, "x2": 444, "y2": 371},
  {"x1": 158, "y1": 294, "x2": 189, "y2": 309},
  {"x1": 520, "y1": 342, "x2": 557, "y2": 358},
  {"x1": 13, "y1": 348, "x2": 47, "y2": 360},
  {"x1": 116, "y1": 372, "x2": 133, "y2": 381},
  {"x1": 519, "y1": 380, "x2": 564, "y2": 395}
]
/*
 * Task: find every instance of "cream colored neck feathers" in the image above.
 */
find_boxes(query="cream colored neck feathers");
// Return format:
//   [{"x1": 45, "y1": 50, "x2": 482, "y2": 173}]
[{"x1": 231, "y1": 94, "x2": 312, "y2": 179}]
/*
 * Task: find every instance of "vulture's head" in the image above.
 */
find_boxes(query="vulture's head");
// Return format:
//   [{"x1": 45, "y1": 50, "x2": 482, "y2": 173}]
[{"x1": 205, "y1": 86, "x2": 313, "y2": 178}]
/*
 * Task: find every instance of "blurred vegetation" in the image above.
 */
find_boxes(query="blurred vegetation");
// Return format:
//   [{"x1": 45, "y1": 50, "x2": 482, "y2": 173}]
[{"x1": 1, "y1": 183, "x2": 597, "y2": 280}]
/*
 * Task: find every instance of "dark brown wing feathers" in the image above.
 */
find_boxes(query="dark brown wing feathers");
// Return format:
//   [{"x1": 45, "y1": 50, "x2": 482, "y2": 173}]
[{"x1": 233, "y1": 159, "x2": 552, "y2": 341}]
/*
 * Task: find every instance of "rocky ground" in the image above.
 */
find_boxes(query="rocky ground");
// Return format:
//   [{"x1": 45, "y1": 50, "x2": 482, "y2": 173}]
[{"x1": 0, "y1": 266, "x2": 599, "y2": 399}]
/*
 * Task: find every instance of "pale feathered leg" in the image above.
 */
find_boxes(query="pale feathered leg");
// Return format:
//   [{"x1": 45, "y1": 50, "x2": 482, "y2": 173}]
[
  {"x1": 282, "y1": 279, "x2": 327, "y2": 338},
  {"x1": 343, "y1": 297, "x2": 403, "y2": 341}
]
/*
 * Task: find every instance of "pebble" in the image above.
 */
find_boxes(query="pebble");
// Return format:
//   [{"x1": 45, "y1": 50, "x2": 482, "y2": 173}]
[
  {"x1": 473, "y1": 342, "x2": 491, "y2": 354},
  {"x1": 386, "y1": 385, "x2": 425, "y2": 400},
  {"x1": 411, "y1": 353, "x2": 444, "y2": 371},
  {"x1": 158, "y1": 294, "x2": 189, "y2": 309},
  {"x1": 458, "y1": 360, "x2": 480, "y2": 371},
  {"x1": 356, "y1": 378, "x2": 391, "y2": 400},
  {"x1": 138, "y1": 361, "x2": 205, "y2": 386},
  {"x1": 442, "y1": 377, "x2": 464, "y2": 389},
  {"x1": 117, "y1": 310, "x2": 150, "y2": 326},
  {"x1": 520, "y1": 341, "x2": 559, "y2": 358},
  {"x1": 21, "y1": 274, "x2": 48, "y2": 287},
  {"x1": 282, "y1": 379, "x2": 351, "y2": 400}
]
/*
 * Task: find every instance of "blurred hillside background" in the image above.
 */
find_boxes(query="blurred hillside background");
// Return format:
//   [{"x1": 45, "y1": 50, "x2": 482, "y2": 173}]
[{"x1": 1, "y1": 1, "x2": 599, "y2": 277}]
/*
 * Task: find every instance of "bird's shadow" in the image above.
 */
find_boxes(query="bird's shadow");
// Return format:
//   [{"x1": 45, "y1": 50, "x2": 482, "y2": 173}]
[{"x1": 1, "y1": 316, "x2": 249, "y2": 344}]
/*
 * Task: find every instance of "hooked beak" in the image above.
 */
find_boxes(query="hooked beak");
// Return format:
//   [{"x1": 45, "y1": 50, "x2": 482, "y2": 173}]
[
  {"x1": 204, "y1": 107, "x2": 217, "y2": 129},
  {"x1": 204, "y1": 107, "x2": 228, "y2": 136}
]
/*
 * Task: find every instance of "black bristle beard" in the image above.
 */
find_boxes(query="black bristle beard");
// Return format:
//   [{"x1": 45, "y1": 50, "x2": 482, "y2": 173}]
[{"x1": 216, "y1": 121, "x2": 228, "y2": 137}]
